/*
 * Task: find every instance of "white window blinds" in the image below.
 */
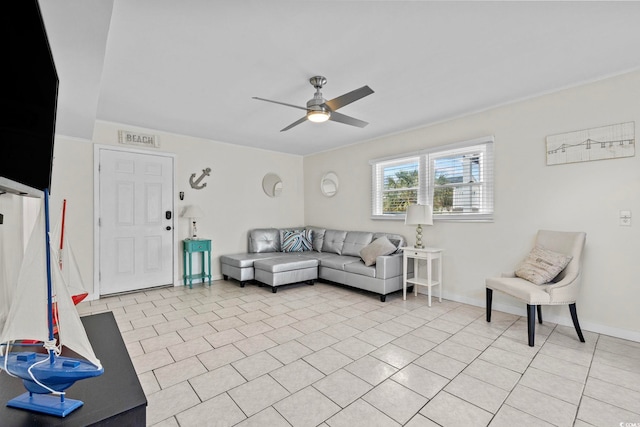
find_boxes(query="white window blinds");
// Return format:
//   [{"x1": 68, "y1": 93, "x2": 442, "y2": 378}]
[{"x1": 370, "y1": 136, "x2": 494, "y2": 221}]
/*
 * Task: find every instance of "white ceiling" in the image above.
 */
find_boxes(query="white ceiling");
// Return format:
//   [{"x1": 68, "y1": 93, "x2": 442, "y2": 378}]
[{"x1": 39, "y1": 1, "x2": 640, "y2": 156}]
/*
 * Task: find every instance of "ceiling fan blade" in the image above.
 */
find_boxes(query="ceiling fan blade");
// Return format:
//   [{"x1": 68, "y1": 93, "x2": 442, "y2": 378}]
[
  {"x1": 324, "y1": 85, "x2": 374, "y2": 111},
  {"x1": 281, "y1": 116, "x2": 307, "y2": 132},
  {"x1": 252, "y1": 97, "x2": 307, "y2": 111},
  {"x1": 329, "y1": 111, "x2": 369, "y2": 128}
]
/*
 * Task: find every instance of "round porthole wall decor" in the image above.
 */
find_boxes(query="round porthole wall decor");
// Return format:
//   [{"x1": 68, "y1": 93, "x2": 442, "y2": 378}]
[
  {"x1": 320, "y1": 172, "x2": 339, "y2": 197},
  {"x1": 262, "y1": 173, "x2": 283, "y2": 197}
]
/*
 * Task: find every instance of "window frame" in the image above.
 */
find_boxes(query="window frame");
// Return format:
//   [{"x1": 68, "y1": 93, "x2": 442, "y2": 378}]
[
  {"x1": 370, "y1": 136, "x2": 494, "y2": 222},
  {"x1": 372, "y1": 155, "x2": 422, "y2": 217}
]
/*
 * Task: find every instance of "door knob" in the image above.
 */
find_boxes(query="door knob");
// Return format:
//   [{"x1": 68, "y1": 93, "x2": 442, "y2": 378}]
[{"x1": 166, "y1": 226, "x2": 172, "y2": 231}]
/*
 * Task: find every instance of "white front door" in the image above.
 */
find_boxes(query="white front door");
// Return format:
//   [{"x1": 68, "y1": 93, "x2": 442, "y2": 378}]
[{"x1": 98, "y1": 148, "x2": 174, "y2": 295}]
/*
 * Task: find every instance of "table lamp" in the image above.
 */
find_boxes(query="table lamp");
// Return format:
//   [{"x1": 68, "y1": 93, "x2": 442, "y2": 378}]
[
  {"x1": 405, "y1": 204, "x2": 433, "y2": 249},
  {"x1": 182, "y1": 205, "x2": 204, "y2": 239}
]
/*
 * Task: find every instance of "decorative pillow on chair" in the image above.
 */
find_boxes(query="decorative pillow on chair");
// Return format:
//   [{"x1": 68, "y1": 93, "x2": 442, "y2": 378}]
[
  {"x1": 515, "y1": 245, "x2": 573, "y2": 285},
  {"x1": 360, "y1": 236, "x2": 397, "y2": 266},
  {"x1": 282, "y1": 229, "x2": 312, "y2": 252}
]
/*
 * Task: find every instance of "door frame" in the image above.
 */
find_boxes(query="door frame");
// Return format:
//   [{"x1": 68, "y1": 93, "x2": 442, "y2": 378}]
[{"x1": 93, "y1": 144, "x2": 178, "y2": 299}]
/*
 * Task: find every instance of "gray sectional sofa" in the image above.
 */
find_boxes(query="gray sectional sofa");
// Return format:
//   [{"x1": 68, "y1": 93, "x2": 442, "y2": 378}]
[{"x1": 220, "y1": 227, "x2": 408, "y2": 302}]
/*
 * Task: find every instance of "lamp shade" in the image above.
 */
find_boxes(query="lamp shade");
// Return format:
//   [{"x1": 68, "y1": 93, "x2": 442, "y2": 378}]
[
  {"x1": 405, "y1": 204, "x2": 433, "y2": 226},
  {"x1": 182, "y1": 205, "x2": 204, "y2": 218}
]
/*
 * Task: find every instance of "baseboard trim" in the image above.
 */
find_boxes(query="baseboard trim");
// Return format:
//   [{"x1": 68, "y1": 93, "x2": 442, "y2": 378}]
[
  {"x1": 177, "y1": 274, "x2": 224, "y2": 287},
  {"x1": 442, "y1": 291, "x2": 640, "y2": 344}
]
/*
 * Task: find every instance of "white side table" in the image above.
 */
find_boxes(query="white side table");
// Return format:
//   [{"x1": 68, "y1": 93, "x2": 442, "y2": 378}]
[{"x1": 401, "y1": 247, "x2": 443, "y2": 306}]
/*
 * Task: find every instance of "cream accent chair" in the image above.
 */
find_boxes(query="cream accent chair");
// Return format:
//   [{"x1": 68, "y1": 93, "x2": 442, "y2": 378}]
[{"x1": 486, "y1": 230, "x2": 586, "y2": 347}]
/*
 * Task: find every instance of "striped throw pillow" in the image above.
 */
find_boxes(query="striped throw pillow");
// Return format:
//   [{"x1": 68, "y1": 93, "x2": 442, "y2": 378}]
[{"x1": 282, "y1": 229, "x2": 312, "y2": 252}]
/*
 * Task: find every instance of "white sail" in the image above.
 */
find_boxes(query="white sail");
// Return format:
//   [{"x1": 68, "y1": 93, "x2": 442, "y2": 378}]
[
  {"x1": 0, "y1": 199, "x2": 101, "y2": 368},
  {"x1": 52, "y1": 249, "x2": 101, "y2": 368},
  {"x1": 0, "y1": 220, "x2": 10, "y2": 333},
  {"x1": 0, "y1": 203, "x2": 49, "y2": 345},
  {"x1": 52, "y1": 221, "x2": 88, "y2": 302},
  {"x1": 0, "y1": 195, "x2": 39, "y2": 334}
]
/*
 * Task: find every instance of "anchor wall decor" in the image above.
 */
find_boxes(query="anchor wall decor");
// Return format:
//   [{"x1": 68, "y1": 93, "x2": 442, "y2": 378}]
[{"x1": 189, "y1": 167, "x2": 211, "y2": 190}]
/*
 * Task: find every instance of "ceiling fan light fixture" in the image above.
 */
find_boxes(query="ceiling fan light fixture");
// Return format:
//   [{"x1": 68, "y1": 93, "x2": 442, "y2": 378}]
[
  {"x1": 253, "y1": 76, "x2": 373, "y2": 131},
  {"x1": 307, "y1": 109, "x2": 331, "y2": 123}
]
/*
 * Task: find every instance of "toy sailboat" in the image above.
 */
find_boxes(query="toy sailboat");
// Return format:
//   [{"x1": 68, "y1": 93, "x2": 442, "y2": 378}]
[{"x1": 0, "y1": 190, "x2": 103, "y2": 417}]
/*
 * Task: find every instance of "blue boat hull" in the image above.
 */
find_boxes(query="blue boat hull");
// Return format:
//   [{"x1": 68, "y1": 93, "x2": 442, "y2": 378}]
[{"x1": 0, "y1": 352, "x2": 103, "y2": 394}]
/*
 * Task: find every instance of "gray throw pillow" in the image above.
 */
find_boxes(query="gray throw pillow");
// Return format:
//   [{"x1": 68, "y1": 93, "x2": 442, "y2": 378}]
[
  {"x1": 515, "y1": 245, "x2": 572, "y2": 285},
  {"x1": 306, "y1": 227, "x2": 326, "y2": 252},
  {"x1": 342, "y1": 231, "x2": 374, "y2": 257},
  {"x1": 248, "y1": 228, "x2": 280, "y2": 253},
  {"x1": 360, "y1": 236, "x2": 397, "y2": 266}
]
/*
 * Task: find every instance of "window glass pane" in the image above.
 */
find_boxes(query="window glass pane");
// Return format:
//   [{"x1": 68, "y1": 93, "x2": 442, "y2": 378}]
[
  {"x1": 434, "y1": 156, "x2": 464, "y2": 184},
  {"x1": 382, "y1": 189, "x2": 418, "y2": 214},
  {"x1": 433, "y1": 183, "x2": 454, "y2": 213},
  {"x1": 381, "y1": 160, "x2": 418, "y2": 214},
  {"x1": 432, "y1": 149, "x2": 485, "y2": 215}
]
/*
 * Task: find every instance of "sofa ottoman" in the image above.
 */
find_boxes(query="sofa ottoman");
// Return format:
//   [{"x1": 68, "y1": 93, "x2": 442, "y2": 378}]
[
  {"x1": 254, "y1": 257, "x2": 319, "y2": 293},
  {"x1": 220, "y1": 252, "x2": 286, "y2": 287}
]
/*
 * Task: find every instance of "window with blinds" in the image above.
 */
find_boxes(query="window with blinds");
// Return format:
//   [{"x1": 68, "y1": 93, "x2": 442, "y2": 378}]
[{"x1": 370, "y1": 136, "x2": 494, "y2": 221}]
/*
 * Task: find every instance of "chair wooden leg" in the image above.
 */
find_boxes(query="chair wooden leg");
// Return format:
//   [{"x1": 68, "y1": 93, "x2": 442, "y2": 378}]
[
  {"x1": 486, "y1": 288, "x2": 493, "y2": 322},
  {"x1": 569, "y1": 303, "x2": 586, "y2": 343},
  {"x1": 537, "y1": 305, "x2": 543, "y2": 324},
  {"x1": 527, "y1": 304, "x2": 535, "y2": 347}
]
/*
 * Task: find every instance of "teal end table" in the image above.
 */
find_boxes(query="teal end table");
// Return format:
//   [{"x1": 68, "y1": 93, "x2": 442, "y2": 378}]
[{"x1": 183, "y1": 239, "x2": 212, "y2": 288}]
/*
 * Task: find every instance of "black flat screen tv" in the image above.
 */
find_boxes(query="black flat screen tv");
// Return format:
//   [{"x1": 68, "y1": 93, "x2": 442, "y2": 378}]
[{"x1": 0, "y1": 0, "x2": 58, "y2": 197}]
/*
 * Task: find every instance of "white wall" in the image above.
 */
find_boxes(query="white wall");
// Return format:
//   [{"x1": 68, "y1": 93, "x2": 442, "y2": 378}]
[
  {"x1": 49, "y1": 121, "x2": 305, "y2": 298},
  {"x1": 50, "y1": 137, "x2": 95, "y2": 297},
  {"x1": 304, "y1": 70, "x2": 640, "y2": 341}
]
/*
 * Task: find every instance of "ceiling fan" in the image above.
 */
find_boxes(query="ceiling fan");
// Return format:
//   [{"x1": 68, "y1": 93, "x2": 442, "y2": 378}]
[{"x1": 252, "y1": 76, "x2": 374, "y2": 132}]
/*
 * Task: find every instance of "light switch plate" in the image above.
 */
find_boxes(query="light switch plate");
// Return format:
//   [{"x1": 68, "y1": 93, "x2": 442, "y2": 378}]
[{"x1": 620, "y1": 210, "x2": 631, "y2": 226}]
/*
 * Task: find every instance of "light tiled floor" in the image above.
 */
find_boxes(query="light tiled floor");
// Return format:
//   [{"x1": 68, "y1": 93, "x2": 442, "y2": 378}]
[{"x1": 78, "y1": 280, "x2": 640, "y2": 427}]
